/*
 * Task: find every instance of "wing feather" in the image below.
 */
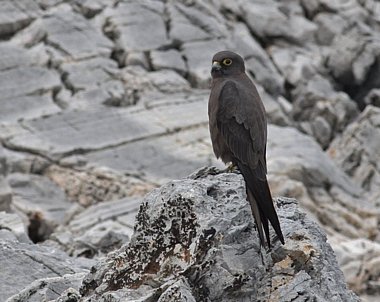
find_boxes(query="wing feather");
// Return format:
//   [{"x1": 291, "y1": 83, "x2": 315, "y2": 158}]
[{"x1": 217, "y1": 80, "x2": 266, "y2": 179}]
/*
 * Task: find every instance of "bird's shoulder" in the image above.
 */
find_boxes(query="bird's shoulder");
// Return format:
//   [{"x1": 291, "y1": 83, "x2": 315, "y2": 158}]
[{"x1": 217, "y1": 77, "x2": 259, "y2": 124}]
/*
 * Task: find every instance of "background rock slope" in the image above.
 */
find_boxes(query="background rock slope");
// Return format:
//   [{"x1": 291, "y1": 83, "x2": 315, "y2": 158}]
[{"x1": 1, "y1": 0, "x2": 380, "y2": 301}]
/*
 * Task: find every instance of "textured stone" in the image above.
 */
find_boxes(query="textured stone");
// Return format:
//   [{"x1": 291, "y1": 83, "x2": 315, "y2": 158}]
[
  {"x1": 150, "y1": 49, "x2": 187, "y2": 75},
  {"x1": 0, "y1": 177, "x2": 12, "y2": 212},
  {"x1": 49, "y1": 197, "x2": 139, "y2": 257},
  {"x1": 291, "y1": 74, "x2": 359, "y2": 147},
  {"x1": 326, "y1": 26, "x2": 380, "y2": 86},
  {"x1": 170, "y1": 2, "x2": 227, "y2": 40},
  {"x1": 267, "y1": 125, "x2": 377, "y2": 240},
  {"x1": 0, "y1": 239, "x2": 93, "y2": 301},
  {"x1": 105, "y1": 1, "x2": 169, "y2": 52},
  {"x1": 42, "y1": 8, "x2": 113, "y2": 61},
  {"x1": 0, "y1": 212, "x2": 29, "y2": 243},
  {"x1": 85, "y1": 125, "x2": 221, "y2": 184},
  {"x1": 332, "y1": 239, "x2": 380, "y2": 297},
  {"x1": 167, "y1": 3, "x2": 211, "y2": 43},
  {"x1": 0, "y1": 66, "x2": 61, "y2": 102},
  {"x1": 76, "y1": 169, "x2": 358, "y2": 301},
  {"x1": 328, "y1": 106, "x2": 380, "y2": 206},
  {"x1": 242, "y1": 0, "x2": 317, "y2": 44},
  {"x1": 7, "y1": 173, "x2": 72, "y2": 242},
  {"x1": 271, "y1": 44, "x2": 323, "y2": 86},
  {"x1": 231, "y1": 22, "x2": 284, "y2": 95},
  {"x1": 0, "y1": 95, "x2": 61, "y2": 123},
  {"x1": 45, "y1": 165, "x2": 153, "y2": 207},
  {"x1": 0, "y1": 0, "x2": 41, "y2": 38},
  {"x1": 4, "y1": 107, "x2": 165, "y2": 160},
  {"x1": 314, "y1": 12, "x2": 348, "y2": 45},
  {"x1": 6, "y1": 273, "x2": 86, "y2": 302},
  {"x1": 146, "y1": 70, "x2": 190, "y2": 94},
  {"x1": 4, "y1": 96, "x2": 208, "y2": 160},
  {"x1": 364, "y1": 88, "x2": 380, "y2": 108},
  {"x1": 60, "y1": 57, "x2": 128, "y2": 109}
]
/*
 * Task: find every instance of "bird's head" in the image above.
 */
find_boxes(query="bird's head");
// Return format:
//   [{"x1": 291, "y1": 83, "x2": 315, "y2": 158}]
[{"x1": 211, "y1": 51, "x2": 245, "y2": 78}]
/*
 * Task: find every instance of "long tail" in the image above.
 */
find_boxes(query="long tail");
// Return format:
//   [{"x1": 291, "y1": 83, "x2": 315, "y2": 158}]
[{"x1": 237, "y1": 162, "x2": 284, "y2": 247}]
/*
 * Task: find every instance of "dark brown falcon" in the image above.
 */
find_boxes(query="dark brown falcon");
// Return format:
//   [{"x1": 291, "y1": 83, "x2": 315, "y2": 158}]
[{"x1": 208, "y1": 50, "x2": 284, "y2": 247}]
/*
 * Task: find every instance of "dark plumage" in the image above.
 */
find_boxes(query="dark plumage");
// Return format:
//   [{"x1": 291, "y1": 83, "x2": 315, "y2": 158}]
[{"x1": 208, "y1": 50, "x2": 284, "y2": 247}]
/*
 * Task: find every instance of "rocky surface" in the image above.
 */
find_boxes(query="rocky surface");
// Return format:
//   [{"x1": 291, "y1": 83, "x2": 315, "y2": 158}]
[
  {"x1": 76, "y1": 169, "x2": 358, "y2": 302},
  {"x1": 0, "y1": 0, "x2": 379, "y2": 301}
]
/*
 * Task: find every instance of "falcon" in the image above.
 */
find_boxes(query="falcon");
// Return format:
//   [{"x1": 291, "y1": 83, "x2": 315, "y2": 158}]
[{"x1": 208, "y1": 50, "x2": 284, "y2": 247}]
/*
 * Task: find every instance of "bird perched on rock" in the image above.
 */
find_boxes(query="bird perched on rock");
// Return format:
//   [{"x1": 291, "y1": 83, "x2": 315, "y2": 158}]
[{"x1": 208, "y1": 50, "x2": 284, "y2": 247}]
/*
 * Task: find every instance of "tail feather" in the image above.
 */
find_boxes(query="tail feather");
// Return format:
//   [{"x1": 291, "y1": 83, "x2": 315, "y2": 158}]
[
  {"x1": 247, "y1": 189, "x2": 265, "y2": 245},
  {"x1": 237, "y1": 162, "x2": 284, "y2": 246}
]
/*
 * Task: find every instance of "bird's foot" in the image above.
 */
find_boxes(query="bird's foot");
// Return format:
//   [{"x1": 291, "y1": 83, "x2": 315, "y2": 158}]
[
  {"x1": 222, "y1": 163, "x2": 239, "y2": 174},
  {"x1": 191, "y1": 166, "x2": 222, "y2": 179}
]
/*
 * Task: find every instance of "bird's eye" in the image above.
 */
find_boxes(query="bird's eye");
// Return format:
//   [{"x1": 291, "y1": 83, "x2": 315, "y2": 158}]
[{"x1": 223, "y1": 58, "x2": 232, "y2": 66}]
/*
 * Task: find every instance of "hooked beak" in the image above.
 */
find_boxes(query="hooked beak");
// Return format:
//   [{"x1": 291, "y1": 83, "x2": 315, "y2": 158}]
[{"x1": 211, "y1": 60, "x2": 221, "y2": 72}]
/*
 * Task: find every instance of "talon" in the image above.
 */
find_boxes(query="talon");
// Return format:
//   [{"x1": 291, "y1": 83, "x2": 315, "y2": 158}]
[{"x1": 222, "y1": 163, "x2": 238, "y2": 173}]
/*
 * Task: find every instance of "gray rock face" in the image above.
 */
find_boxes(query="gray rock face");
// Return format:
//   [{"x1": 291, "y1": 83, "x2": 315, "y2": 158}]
[
  {"x1": 0, "y1": 0, "x2": 41, "y2": 38},
  {"x1": 1, "y1": 0, "x2": 379, "y2": 300},
  {"x1": 7, "y1": 173, "x2": 72, "y2": 242},
  {"x1": 104, "y1": 1, "x2": 169, "y2": 52},
  {"x1": 267, "y1": 125, "x2": 377, "y2": 240},
  {"x1": 77, "y1": 168, "x2": 358, "y2": 301},
  {"x1": 150, "y1": 49, "x2": 187, "y2": 76},
  {"x1": 331, "y1": 238, "x2": 380, "y2": 298},
  {"x1": 0, "y1": 237, "x2": 93, "y2": 301},
  {"x1": 49, "y1": 197, "x2": 140, "y2": 257},
  {"x1": 328, "y1": 106, "x2": 380, "y2": 206},
  {"x1": 43, "y1": 8, "x2": 113, "y2": 61},
  {"x1": 0, "y1": 177, "x2": 12, "y2": 212},
  {"x1": 6, "y1": 273, "x2": 86, "y2": 302}
]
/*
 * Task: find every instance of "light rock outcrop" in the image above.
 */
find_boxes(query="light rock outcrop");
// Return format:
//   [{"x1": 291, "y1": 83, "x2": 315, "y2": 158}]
[{"x1": 75, "y1": 168, "x2": 358, "y2": 302}]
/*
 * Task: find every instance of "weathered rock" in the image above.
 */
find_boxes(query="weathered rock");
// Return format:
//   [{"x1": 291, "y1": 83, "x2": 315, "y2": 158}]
[
  {"x1": 170, "y1": 2, "x2": 228, "y2": 40},
  {"x1": 0, "y1": 177, "x2": 12, "y2": 212},
  {"x1": 45, "y1": 165, "x2": 153, "y2": 207},
  {"x1": 0, "y1": 146, "x2": 5, "y2": 175},
  {"x1": 36, "y1": 6, "x2": 113, "y2": 61},
  {"x1": 0, "y1": 95, "x2": 61, "y2": 124},
  {"x1": 76, "y1": 169, "x2": 358, "y2": 301},
  {"x1": 7, "y1": 173, "x2": 72, "y2": 242},
  {"x1": 0, "y1": 212, "x2": 29, "y2": 243},
  {"x1": 256, "y1": 84, "x2": 292, "y2": 126},
  {"x1": 271, "y1": 44, "x2": 323, "y2": 87},
  {"x1": 328, "y1": 106, "x2": 380, "y2": 207},
  {"x1": 291, "y1": 74, "x2": 359, "y2": 148},
  {"x1": 231, "y1": 22, "x2": 284, "y2": 95},
  {"x1": 0, "y1": 0, "x2": 41, "y2": 38},
  {"x1": 331, "y1": 238, "x2": 380, "y2": 297},
  {"x1": 314, "y1": 12, "x2": 349, "y2": 45},
  {"x1": 326, "y1": 26, "x2": 380, "y2": 86},
  {"x1": 71, "y1": 0, "x2": 111, "y2": 18},
  {"x1": 0, "y1": 238, "x2": 93, "y2": 301},
  {"x1": 84, "y1": 125, "x2": 221, "y2": 184},
  {"x1": 242, "y1": 0, "x2": 317, "y2": 44},
  {"x1": 59, "y1": 57, "x2": 129, "y2": 109},
  {"x1": 6, "y1": 273, "x2": 87, "y2": 302},
  {"x1": 150, "y1": 49, "x2": 187, "y2": 76},
  {"x1": 0, "y1": 43, "x2": 47, "y2": 71},
  {"x1": 0, "y1": 66, "x2": 61, "y2": 102},
  {"x1": 364, "y1": 88, "x2": 380, "y2": 108},
  {"x1": 146, "y1": 70, "x2": 191, "y2": 94},
  {"x1": 167, "y1": 3, "x2": 211, "y2": 44},
  {"x1": 104, "y1": 1, "x2": 169, "y2": 52},
  {"x1": 267, "y1": 125, "x2": 377, "y2": 240},
  {"x1": 49, "y1": 197, "x2": 139, "y2": 257},
  {"x1": 4, "y1": 94, "x2": 208, "y2": 160}
]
